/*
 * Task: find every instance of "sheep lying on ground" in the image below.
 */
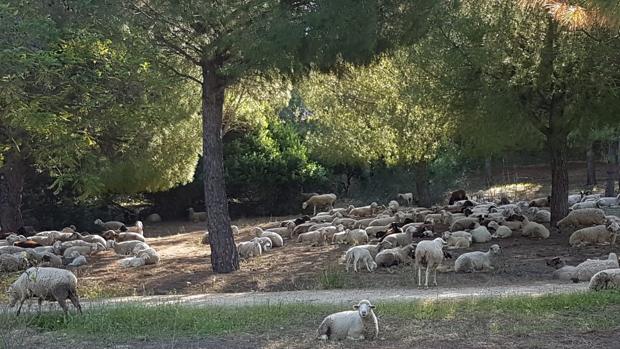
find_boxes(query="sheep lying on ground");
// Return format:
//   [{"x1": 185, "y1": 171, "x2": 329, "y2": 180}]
[
  {"x1": 442, "y1": 231, "x2": 472, "y2": 249},
  {"x1": 350, "y1": 241, "x2": 393, "y2": 259},
  {"x1": 470, "y1": 226, "x2": 492, "y2": 243},
  {"x1": 571, "y1": 201, "x2": 598, "y2": 210},
  {"x1": 94, "y1": 219, "x2": 126, "y2": 231},
  {"x1": 254, "y1": 227, "x2": 284, "y2": 247},
  {"x1": 264, "y1": 221, "x2": 295, "y2": 238},
  {"x1": 488, "y1": 221, "x2": 512, "y2": 238},
  {"x1": 237, "y1": 241, "x2": 262, "y2": 259},
  {"x1": 126, "y1": 221, "x2": 144, "y2": 235},
  {"x1": 595, "y1": 195, "x2": 620, "y2": 208},
  {"x1": 521, "y1": 217, "x2": 550, "y2": 239},
  {"x1": 589, "y1": 268, "x2": 620, "y2": 291},
  {"x1": 415, "y1": 238, "x2": 446, "y2": 287},
  {"x1": 455, "y1": 245, "x2": 501, "y2": 273},
  {"x1": 297, "y1": 230, "x2": 327, "y2": 246},
  {"x1": 318, "y1": 299, "x2": 378, "y2": 341},
  {"x1": 450, "y1": 217, "x2": 480, "y2": 232},
  {"x1": 572, "y1": 253, "x2": 619, "y2": 282},
  {"x1": 375, "y1": 244, "x2": 415, "y2": 268},
  {"x1": 6, "y1": 234, "x2": 26, "y2": 245},
  {"x1": 251, "y1": 237, "x2": 273, "y2": 252},
  {"x1": 347, "y1": 229, "x2": 369, "y2": 245},
  {"x1": 528, "y1": 207, "x2": 551, "y2": 223},
  {"x1": 557, "y1": 208, "x2": 606, "y2": 233},
  {"x1": 302, "y1": 193, "x2": 337, "y2": 216},
  {"x1": 109, "y1": 240, "x2": 147, "y2": 256},
  {"x1": 349, "y1": 202, "x2": 379, "y2": 218},
  {"x1": 529, "y1": 196, "x2": 550, "y2": 207},
  {"x1": 569, "y1": 222, "x2": 620, "y2": 247},
  {"x1": 8, "y1": 267, "x2": 82, "y2": 315},
  {"x1": 397, "y1": 193, "x2": 414, "y2": 206},
  {"x1": 188, "y1": 208, "x2": 207, "y2": 222},
  {"x1": 344, "y1": 248, "x2": 377, "y2": 272},
  {"x1": 0, "y1": 254, "x2": 29, "y2": 272}
]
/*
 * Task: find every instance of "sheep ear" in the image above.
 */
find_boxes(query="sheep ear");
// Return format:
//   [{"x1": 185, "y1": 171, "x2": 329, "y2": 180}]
[
  {"x1": 353, "y1": 305, "x2": 359, "y2": 309},
  {"x1": 370, "y1": 305, "x2": 375, "y2": 309}
]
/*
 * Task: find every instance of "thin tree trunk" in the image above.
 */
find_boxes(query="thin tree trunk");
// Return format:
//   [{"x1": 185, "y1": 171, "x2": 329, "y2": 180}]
[
  {"x1": 484, "y1": 157, "x2": 493, "y2": 186},
  {"x1": 0, "y1": 150, "x2": 25, "y2": 233},
  {"x1": 586, "y1": 142, "x2": 597, "y2": 186},
  {"x1": 605, "y1": 140, "x2": 618, "y2": 197},
  {"x1": 549, "y1": 133, "x2": 569, "y2": 226},
  {"x1": 202, "y1": 61, "x2": 239, "y2": 273},
  {"x1": 414, "y1": 161, "x2": 431, "y2": 207}
]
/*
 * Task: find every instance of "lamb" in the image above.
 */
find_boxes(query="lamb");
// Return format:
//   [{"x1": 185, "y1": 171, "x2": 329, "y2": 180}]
[
  {"x1": 108, "y1": 240, "x2": 148, "y2": 256},
  {"x1": 397, "y1": 192, "x2": 414, "y2": 206},
  {"x1": 251, "y1": 237, "x2": 273, "y2": 252},
  {"x1": 375, "y1": 244, "x2": 415, "y2": 268},
  {"x1": 188, "y1": 208, "x2": 207, "y2": 222},
  {"x1": 589, "y1": 268, "x2": 620, "y2": 291},
  {"x1": 470, "y1": 226, "x2": 492, "y2": 243},
  {"x1": 126, "y1": 221, "x2": 144, "y2": 235},
  {"x1": 454, "y1": 244, "x2": 502, "y2": 272},
  {"x1": 332, "y1": 231, "x2": 350, "y2": 244},
  {"x1": 448, "y1": 189, "x2": 468, "y2": 205},
  {"x1": 442, "y1": 231, "x2": 472, "y2": 249},
  {"x1": 317, "y1": 299, "x2": 378, "y2": 341},
  {"x1": 237, "y1": 240, "x2": 262, "y2": 259},
  {"x1": 414, "y1": 238, "x2": 446, "y2": 287},
  {"x1": 349, "y1": 241, "x2": 393, "y2": 259},
  {"x1": 297, "y1": 230, "x2": 327, "y2": 246},
  {"x1": 449, "y1": 217, "x2": 480, "y2": 232},
  {"x1": 521, "y1": 217, "x2": 550, "y2": 239},
  {"x1": 344, "y1": 248, "x2": 377, "y2": 272},
  {"x1": 349, "y1": 202, "x2": 379, "y2": 218},
  {"x1": 302, "y1": 193, "x2": 337, "y2": 216},
  {"x1": 595, "y1": 194, "x2": 620, "y2": 208},
  {"x1": 254, "y1": 227, "x2": 284, "y2": 247},
  {"x1": 94, "y1": 218, "x2": 126, "y2": 231},
  {"x1": 8, "y1": 267, "x2": 82, "y2": 315},
  {"x1": 569, "y1": 222, "x2": 620, "y2": 247}
]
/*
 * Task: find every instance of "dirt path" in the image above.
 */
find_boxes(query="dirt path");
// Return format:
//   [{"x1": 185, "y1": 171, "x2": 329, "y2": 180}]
[{"x1": 75, "y1": 281, "x2": 588, "y2": 309}]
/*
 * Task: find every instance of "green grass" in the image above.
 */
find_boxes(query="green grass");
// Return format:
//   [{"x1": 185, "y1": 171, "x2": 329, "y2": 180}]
[
  {"x1": 316, "y1": 263, "x2": 346, "y2": 289},
  {"x1": 1, "y1": 291, "x2": 619, "y2": 343}
]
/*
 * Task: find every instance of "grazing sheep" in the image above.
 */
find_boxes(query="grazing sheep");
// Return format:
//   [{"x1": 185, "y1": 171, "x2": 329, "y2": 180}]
[
  {"x1": 251, "y1": 237, "x2": 273, "y2": 252},
  {"x1": 145, "y1": 213, "x2": 162, "y2": 223},
  {"x1": 349, "y1": 203, "x2": 379, "y2": 218},
  {"x1": 397, "y1": 193, "x2": 414, "y2": 206},
  {"x1": 589, "y1": 268, "x2": 620, "y2": 291},
  {"x1": 297, "y1": 230, "x2": 327, "y2": 246},
  {"x1": 521, "y1": 217, "x2": 550, "y2": 239},
  {"x1": 455, "y1": 245, "x2": 502, "y2": 273},
  {"x1": 569, "y1": 222, "x2": 620, "y2": 247},
  {"x1": 318, "y1": 299, "x2": 378, "y2": 341},
  {"x1": 188, "y1": 208, "x2": 207, "y2": 222},
  {"x1": 254, "y1": 227, "x2": 284, "y2": 248},
  {"x1": 470, "y1": 226, "x2": 492, "y2": 243},
  {"x1": 94, "y1": 219, "x2": 126, "y2": 231},
  {"x1": 344, "y1": 248, "x2": 377, "y2": 272},
  {"x1": 375, "y1": 244, "x2": 415, "y2": 268},
  {"x1": 450, "y1": 217, "x2": 480, "y2": 232},
  {"x1": 415, "y1": 238, "x2": 446, "y2": 287},
  {"x1": 8, "y1": 267, "x2": 82, "y2": 315},
  {"x1": 448, "y1": 189, "x2": 468, "y2": 205},
  {"x1": 237, "y1": 241, "x2": 262, "y2": 259},
  {"x1": 302, "y1": 194, "x2": 337, "y2": 216}
]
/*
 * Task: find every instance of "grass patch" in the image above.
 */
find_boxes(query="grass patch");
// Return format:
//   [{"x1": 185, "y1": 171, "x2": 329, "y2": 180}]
[
  {"x1": 316, "y1": 263, "x2": 346, "y2": 289},
  {"x1": 1, "y1": 291, "x2": 619, "y2": 344}
]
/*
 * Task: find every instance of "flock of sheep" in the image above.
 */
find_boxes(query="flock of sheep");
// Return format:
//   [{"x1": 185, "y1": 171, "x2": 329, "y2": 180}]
[
  {"x1": 1, "y1": 218, "x2": 161, "y2": 315},
  {"x1": 228, "y1": 190, "x2": 620, "y2": 293}
]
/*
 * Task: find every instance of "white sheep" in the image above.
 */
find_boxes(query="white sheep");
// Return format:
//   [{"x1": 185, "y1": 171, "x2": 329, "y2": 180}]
[
  {"x1": 0, "y1": 254, "x2": 29, "y2": 272},
  {"x1": 109, "y1": 240, "x2": 148, "y2": 256},
  {"x1": 414, "y1": 238, "x2": 446, "y2": 287},
  {"x1": 62, "y1": 244, "x2": 103, "y2": 259},
  {"x1": 521, "y1": 217, "x2": 550, "y2": 239},
  {"x1": 569, "y1": 222, "x2": 620, "y2": 247},
  {"x1": 589, "y1": 268, "x2": 620, "y2": 291},
  {"x1": 353, "y1": 218, "x2": 376, "y2": 229},
  {"x1": 364, "y1": 225, "x2": 390, "y2": 238},
  {"x1": 557, "y1": 208, "x2": 607, "y2": 234},
  {"x1": 369, "y1": 216, "x2": 397, "y2": 227},
  {"x1": 397, "y1": 193, "x2": 414, "y2": 206},
  {"x1": 302, "y1": 193, "x2": 337, "y2": 216},
  {"x1": 126, "y1": 221, "x2": 144, "y2": 235},
  {"x1": 237, "y1": 240, "x2": 262, "y2": 259},
  {"x1": 570, "y1": 201, "x2": 598, "y2": 210},
  {"x1": 347, "y1": 229, "x2": 369, "y2": 245},
  {"x1": 375, "y1": 244, "x2": 415, "y2": 268},
  {"x1": 595, "y1": 194, "x2": 620, "y2": 207},
  {"x1": 317, "y1": 299, "x2": 378, "y2": 340},
  {"x1": 470, "y1": 226, "x2": 492, "y2": 243},
  {"x1": 572, "y1": 253, "x2": 619, "y2": 281},
  {"x1": 387, "y1": 200, "x2": 399, "y2": 214},
  {"x1": 81, "y1": 234, "x2": 107, "y2": 247},
  {"x1": 450, "y1": 217, "x2": 480, "y2": 232},
  {"x1": 188, "y1": 208, "x2": 207, "y2": 222},
  {"x1": 319, "y1": 225, "x2": 345, "y2": 242},
  {"x1": 136, "y1": 248, "x2": 160, "y2": 265},
  {"x1": 6, "y1": 234, "x2": 26, "y2": 245},
  {"x1": 8, "y1": 267, "x2": 82, "y2": 315},
  {"x1": 442, "y1": 231, "x2": 471, "y2": 249},
  {"x1": 68, "y1": 255, "x2": 88, "y2": 267},
  {"x1": 332, "y1": 231, "x2": 349, "y2": 244},
  {"x1": 332, "y1": 218, "x2": 357, "y2": 229},
  {"x1": 251, "y1": 237, "x2": 273, "y2": 252},
  {"x1": 455, "y1": 244, "x2": 502, "y2": 273},
  {"x1": 492, "y1": 225, "x2": 512, "y2": 239},
  {"x1": 349, "y1": 202, "x2": 379, "y2": 218},
  {"x1": 254, "y1": 227, "x2": 284, "y2": 247},
  {"x1": 94, "y1": 218, "x2": 126, "y2": 231},
  {"x1": 297, "y1": 230, "x2": 327, "y2": 246},
  {"x1": 344, "y1": 248, "x2": 377, "y2": 272},
  {"x1": 349, "y1": 241, "x2": 393, "y2": 260},
  {"x1": 119, "y1": 256, "x2": 146, "y2": 268},
  {"x1": 528, "y1": 207, "x2": 551, "y2": 223}
]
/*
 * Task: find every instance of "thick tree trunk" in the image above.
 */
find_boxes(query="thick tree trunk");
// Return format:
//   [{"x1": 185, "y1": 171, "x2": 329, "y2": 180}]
[
  {"x1": 548, "y1": 133, "x2": 569, "y2": 227},
  {"x1": 414, "y1": 161, "x2": 431, "y2": 207},
  {"x1": 201, "y1": 62, "x2": 239, "y2": 273},
  {"x1": 586, "y1": 142, "x2": 597, "y2": 186},
  {"x1": 605, "y1": 140, "x2": 618, "y2": 197},
  {"x1": 0, "y1": 151, "x2": 25, "y2": 233}
]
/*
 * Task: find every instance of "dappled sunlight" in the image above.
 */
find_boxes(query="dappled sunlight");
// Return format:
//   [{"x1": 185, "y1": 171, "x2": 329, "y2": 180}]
[{"x1": 473, "y1": 183, "x2": 543, "y2": 201}]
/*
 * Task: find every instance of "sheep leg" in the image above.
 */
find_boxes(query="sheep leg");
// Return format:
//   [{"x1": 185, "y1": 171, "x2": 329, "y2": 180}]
[
  {"x1": 353, "y1": 255, "x2": 360, "y2": 272},
  {"x1": 16, "y1": 299, "x2": 25, "y2": 316},
  {"x1": 38, "y1": 298, "x2": 43, "y2": 315},
  {"x1": 425, "y1": 265, "x2": 430, "y2": 287},
  {"x1": 433, "y1": 267, "x2": 437, "y2": 286},
  {"x1": 57, "y1": 298, "x2": 69, "y2": 316},
  {"x1": 69, "y1": 291, "x2": 82, "y2": 315},
  {"x1": 417, "y1": 266, "x2": 422, "y2": 286}
]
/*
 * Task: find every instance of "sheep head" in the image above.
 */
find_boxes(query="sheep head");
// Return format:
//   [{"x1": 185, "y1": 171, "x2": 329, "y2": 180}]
[
  {"x1": 545, "y1": 257, "x2": 565, "y2": 269},
  {"x1": 353, "y1": 299, "x2": 375, "y2": 317},
  {"x1": 607, "y1": 222, "x2": 620, "y2": 234},
  {"x1": 489, "y1": 244, "x2": 501, "y2": 255}
]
